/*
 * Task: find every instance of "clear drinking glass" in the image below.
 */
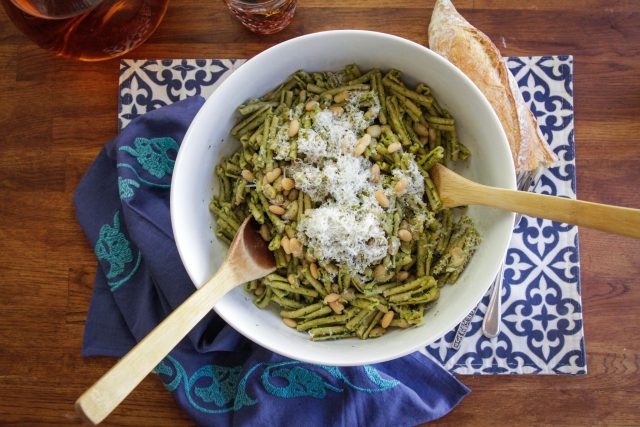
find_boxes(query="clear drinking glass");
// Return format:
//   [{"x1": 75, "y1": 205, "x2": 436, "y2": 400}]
[
  {"x1": 224, "y1": 0, "x2": 297, "y2": 35},
  {"x1": 1, "y1": 0, "x2": 169, "y2": 61}
]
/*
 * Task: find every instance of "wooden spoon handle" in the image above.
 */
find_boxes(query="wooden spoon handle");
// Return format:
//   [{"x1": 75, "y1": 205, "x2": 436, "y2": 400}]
[
  {"x1": 75, "y1": 265, "x2": 238, "y2": 425},
  {"x1": 476, "y1": 186, "x2": 640, "y2": 238}
]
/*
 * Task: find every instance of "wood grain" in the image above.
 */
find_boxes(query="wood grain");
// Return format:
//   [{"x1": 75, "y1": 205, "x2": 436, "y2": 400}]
[{"x1": 0, "y1": 0, "x2": 639, "y2": 425}]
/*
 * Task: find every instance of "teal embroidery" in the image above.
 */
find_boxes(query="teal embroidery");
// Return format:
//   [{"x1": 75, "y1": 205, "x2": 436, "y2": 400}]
[
  {"x1": 106, "y1": 252, "x2": 141, "y2": 291},
  {"x1": 95, "y1": 211, "x2": 133, "y2": 279},
  {"x1": 155, "y1": 360, "x2": 173, "y2": 376},
  {"x1": 155, "y1": 356, "x2": 256, "y2": 414},
  {"x1": 362, "y1": 365, "x2": 401, "y2": 390},
  {"x1": 119, "y1": 137, "x2": 179, "y2": 178},
  {"x1": 192, "y1": 365, "x2": 244, "y2": 407},
  {"x1": 320, "y1": 364, "x2": 400, "y2": 393},
  {"x1": 261, "y1": 361, "x2": 342, "y2": 398},
  {"x1": 155, "y1": 359, "x2": 182, "y2": 392},
  {"x1": 94, "y1": 211, "x2": 141, "y2": 291},
  {"x1": 154, "y1": 357, "x2": 400, "y2": 414},
  {"x1": 118, "y1": 177, "x2": 140, "y2": 200},
  {"x1": 262, "y1": 366, "x2": 330, "y2": 398},
  {"x1": 116, "y1": 163, "x2": 170, "y2": 189}
]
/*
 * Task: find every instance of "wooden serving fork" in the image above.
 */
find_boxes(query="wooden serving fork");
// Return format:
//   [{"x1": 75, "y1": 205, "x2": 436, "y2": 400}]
[{"x1": 430, "y1": 164, "x2": 640, "y2": 238}]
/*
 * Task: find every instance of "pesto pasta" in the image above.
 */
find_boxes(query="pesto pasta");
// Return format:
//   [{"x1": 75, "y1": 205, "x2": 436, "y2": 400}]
[{"x1": 210, "y1": 65, "x2": 480, "y2": 341}]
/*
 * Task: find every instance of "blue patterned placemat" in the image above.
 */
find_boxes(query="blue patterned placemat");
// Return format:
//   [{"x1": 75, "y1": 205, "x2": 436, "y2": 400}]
[{"x1": 118, "y1": 56, "x2": 585, "y2": 375}]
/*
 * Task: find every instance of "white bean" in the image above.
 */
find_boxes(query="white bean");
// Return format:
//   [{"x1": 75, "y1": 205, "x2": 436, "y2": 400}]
[
  {"x1": 366, "y1": 125, "x2": 382, "y2": 138},
  {"x1": 288, "y1": 119, "x2": 300, "y2": 137},
  {"x1": 375, "y1": 190, "x2": 390, "y2": 208}
]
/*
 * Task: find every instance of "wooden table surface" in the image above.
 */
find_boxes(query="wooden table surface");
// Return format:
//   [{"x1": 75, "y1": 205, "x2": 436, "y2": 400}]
[{"x1": 1, "y1": 0, "x2": 639, "y2": 425}]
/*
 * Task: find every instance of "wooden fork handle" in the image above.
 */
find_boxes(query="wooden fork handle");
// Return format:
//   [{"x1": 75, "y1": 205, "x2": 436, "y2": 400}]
[
  {"x1": 75, "y1": 265, "x2": 238, "y2": 425},
  {"x1": 475, "y1": 186, "x2": 640, "y2": 238}
]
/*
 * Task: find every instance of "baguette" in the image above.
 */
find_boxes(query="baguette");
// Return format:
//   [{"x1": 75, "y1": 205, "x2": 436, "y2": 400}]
[{"x1": 428, "y1": 0, "x2": 556, "y2": 172}]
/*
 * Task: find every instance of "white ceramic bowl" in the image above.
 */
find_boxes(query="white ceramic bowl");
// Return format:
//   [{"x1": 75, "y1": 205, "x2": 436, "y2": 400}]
[{"x1": 171, "y1": 30, "x2": 516, "y2": 366}]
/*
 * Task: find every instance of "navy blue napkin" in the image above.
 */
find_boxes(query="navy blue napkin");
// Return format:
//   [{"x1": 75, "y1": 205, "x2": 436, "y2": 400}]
[{"x1": 74, "y1": 96, "x2": 470, "y2": 426}]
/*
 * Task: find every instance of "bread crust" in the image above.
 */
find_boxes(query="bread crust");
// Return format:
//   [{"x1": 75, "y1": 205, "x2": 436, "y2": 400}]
[{"x1": 429, "y1": 0, "x2": 556, "y2": 172}]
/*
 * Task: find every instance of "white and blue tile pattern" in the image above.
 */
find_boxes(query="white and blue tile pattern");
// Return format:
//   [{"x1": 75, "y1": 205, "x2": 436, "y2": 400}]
[
  {"x1": 119, "y1": 59, "x2": 246, "y2": 130},
  {"x1": 118, "y1": 56, "x2": 585, "y2": 375}
]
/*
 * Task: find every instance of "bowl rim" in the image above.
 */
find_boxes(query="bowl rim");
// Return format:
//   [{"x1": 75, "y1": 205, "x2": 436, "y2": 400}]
[{"x1": 171, "y1": 29, "x2": 516, "y2": 365}]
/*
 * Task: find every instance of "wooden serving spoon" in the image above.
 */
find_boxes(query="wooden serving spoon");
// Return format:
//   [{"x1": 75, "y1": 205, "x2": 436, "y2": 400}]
[
  {"x1": 430, "y1": 163, "x2": 640, "y2": 238},
  {"x1": 75, "y1": 218, "x2": 276, "y2": 425}
]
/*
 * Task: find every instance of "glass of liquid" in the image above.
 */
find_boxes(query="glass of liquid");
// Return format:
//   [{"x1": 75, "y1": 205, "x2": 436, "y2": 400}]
[
  {"x1": 1, "y1": 0, "x2": 169, "y2": 61},
  {"x1": 224, "y1": 0, "x2": 297, "y2": 35}
]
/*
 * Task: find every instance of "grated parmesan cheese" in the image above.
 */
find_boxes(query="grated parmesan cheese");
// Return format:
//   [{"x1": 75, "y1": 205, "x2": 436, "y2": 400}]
[
  {"x1": 289, "y1": 92, "x2": 426, "y2": 276},
  {"x1": 272, "y1": 126, "x2": 292, "y2": 160},
  {"x1": 392, "y1": 153, "x2": 426, "y2": 208},
  {"x1": 298, "y1": 205, "x2": 388, "y2": 273}
]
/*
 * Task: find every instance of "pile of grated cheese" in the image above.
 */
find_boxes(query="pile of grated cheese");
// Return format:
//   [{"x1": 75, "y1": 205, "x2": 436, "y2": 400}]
[{"x1": 281, "y1": 93, "x2": 426, "y2": 277}]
